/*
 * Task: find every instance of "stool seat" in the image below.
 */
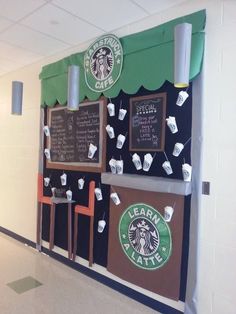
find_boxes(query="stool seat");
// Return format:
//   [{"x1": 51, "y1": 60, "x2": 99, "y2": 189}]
[{"x1": 39, "y1": 196, "x2": 52, "y2": 205}]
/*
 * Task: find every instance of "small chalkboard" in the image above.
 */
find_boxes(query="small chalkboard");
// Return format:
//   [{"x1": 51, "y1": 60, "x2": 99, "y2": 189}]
[
  {"x1": 129, "y1": 93, "x2": 166, "y2": 151},
  {"x1": 47, "y1": 98, "x2": 107, "y2": 172}
]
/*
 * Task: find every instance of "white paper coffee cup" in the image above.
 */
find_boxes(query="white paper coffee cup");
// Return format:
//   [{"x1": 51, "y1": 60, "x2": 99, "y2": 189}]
[
  {"x1": 116, "y1": 134, "x2": 126, "y2": 149},
  {"x1": 166, "y1": 116, "x2": 178, "y2": 134},
  {"x1": 44, "y1": 148, "x2": 51, "y2": 160},
  {"x1": 162, "y1": 161, "x2": 173, "y2": 175},
  {"x1": 182, "y1": 163, "x2": 192, "y2": 182},
  {"x1": 43, "y1": 125, "x2": 50, "y2": 137},
  {"x1": 109, "y1": 158, "x2": 117, "y2": 174},
  {"x1": 51, "y1": 187, "x2": 56, "y2": 197},
  {"x1": 110, "y1": 192, "x2": 121, "y2": 205},
  {"x1": 107, "y1": 102, "x2": 115, "y2": 116},
  {"x1": 116, "y1": 160, "x2": 124, "y2": 175},
  {"x1": 60, "y1": 173, "x2": 67, "y2": 186},
  {"x1": 105, "y1": 125, "x2": 115, "y2": 139},
  {"x1": 98, "y1": 220, "x2": 106, "y2": 233},
  {"x1": 78, "y1": 178, "x2": 85, "y2": 190},
  {"x1": 88, "y1": 143, "x2": 97, "y2": 159},
  {"x1": 143, "y1": 153, "x2": 153, "y2": 172},
  {"x1": 95, "y1": 188, "x2": 103, "y2": 201},
  {"x1": 132, "y1": 153, "x2": 142, "y2": 170},
  {"x1": 118, "y1": 108, "x2": 127, "y2": 120},
  {"x1": 172, "y1": 142, "x2": 184, "y2": 157},
  {"x1": 176, "y1": 91, "x2": 189, "y2": 106},
  {"x1": 44, "y1": 177, "x2": 50, "y2": 187},
  {"x1": 164, "y1": 206, "x2": 174, "y2": 222},
  {"x1": 66, "y1": 189, "x2": 72, "y2": 201}
]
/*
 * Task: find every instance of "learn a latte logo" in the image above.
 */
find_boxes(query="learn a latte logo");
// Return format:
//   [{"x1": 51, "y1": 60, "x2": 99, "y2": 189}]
[
  {"x1": 119, "y1": 203, "x2": 172, "y2": 270},
  {"x1": 84, "y1": 34, "x2": 123, "y2": 92}
]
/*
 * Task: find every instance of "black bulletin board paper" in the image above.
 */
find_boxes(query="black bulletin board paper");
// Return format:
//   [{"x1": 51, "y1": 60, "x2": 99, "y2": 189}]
[
  {"x1": 47, "y1": 99, "x2": 107, "y2": 172},
  {"x1": 129, "y1": 93, "x2": 166, "y2": 151},
  {"x1": 43, "y1": 82, "x2": 192, "y2": 298}
]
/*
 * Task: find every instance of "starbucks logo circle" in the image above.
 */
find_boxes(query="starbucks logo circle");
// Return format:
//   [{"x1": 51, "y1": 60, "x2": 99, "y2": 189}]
[
  {"x1": 119, "y1": 203, "x2": 172, "y2": 270},
  {"x1": 84, "y1": 34, "x2": 123, "y2": 92},
  {"x1": 128, "y1": 218, "x2": 159, "y2": 256},
  {"x1": 90, "y1": 47, "x2": 113, "y2": 80}
]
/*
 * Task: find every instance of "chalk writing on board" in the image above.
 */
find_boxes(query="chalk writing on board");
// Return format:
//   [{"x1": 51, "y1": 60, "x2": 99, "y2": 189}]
[
  {"x1": 47, "y1": 98, "x2": 106, "y2": 173},
  {"x1": 49, "y1": 103, "x2": 100, "y2": 163},
  {"x1": 75, "y1": 104, "x2": 100, "y2": 163},
  {"x1": 129, "y1": 93, "x2": 166, "y2": 151}
]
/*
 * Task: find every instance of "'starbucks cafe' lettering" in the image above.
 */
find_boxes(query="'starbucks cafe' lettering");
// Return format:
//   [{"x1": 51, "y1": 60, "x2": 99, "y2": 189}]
[
  {"x1": 119, "y1": 203, "x2": 172, "y2": 270},
  {"x1": 84, "y1": 34, "x2": 123, "y2": 92}
]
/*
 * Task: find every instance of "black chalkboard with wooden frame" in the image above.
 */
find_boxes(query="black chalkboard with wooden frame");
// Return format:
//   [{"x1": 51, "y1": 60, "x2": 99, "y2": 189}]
[
  {"x1": 129, "y1": 93, "x2": 166, "y2": 151},
  {"x1": 46, "y1": 97, "x2": 107, "y2": 172}
]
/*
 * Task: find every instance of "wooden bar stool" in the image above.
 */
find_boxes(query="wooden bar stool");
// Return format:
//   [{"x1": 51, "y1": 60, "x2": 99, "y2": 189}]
[
  {"x1": 36, "y1": 174, "x2": 75, "y2": 259},
  {"x1": 73, "y1": 181, "x2": 95, "y2": 267}
]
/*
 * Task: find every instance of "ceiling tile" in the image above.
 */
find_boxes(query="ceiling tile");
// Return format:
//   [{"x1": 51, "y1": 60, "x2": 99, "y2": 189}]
[
  {"x1": 0, "y1": 17, "x2": 13, "y2": 32},
  {"x1": 20, "y1": 3, "x2": 104, "y2": 45},
  {"x1": 0, "y1": 0, "x2": 47, "y2": 21},
  {"x1": 52, "y1": 0, "x2": 148, "y2": 31},
  {"x1": 0, "y1": 41, "x2": 42, "y2": 64},
  {"x1": 132, "y1": 0, "x2": 187, "y2": 15},
  {"x1": 0, "y1": 24, "x2": 70, "y2": 56},
  {"x1": 0, "y1": 57, "x2": 23, "y2": 71}
]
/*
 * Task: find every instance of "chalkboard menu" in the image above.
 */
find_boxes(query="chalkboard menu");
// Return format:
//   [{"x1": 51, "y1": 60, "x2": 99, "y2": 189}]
[
  {"x1": 47, "y1": 99, "x2": 107, "y2": 172},
  {"x1": 129, "y1": 93, "x2": 166, "y2": 151}
]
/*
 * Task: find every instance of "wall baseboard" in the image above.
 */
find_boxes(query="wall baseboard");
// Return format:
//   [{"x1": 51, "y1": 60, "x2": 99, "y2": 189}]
[{"x1": 0, "y1": 226, "x2": 183, "y2": 314}]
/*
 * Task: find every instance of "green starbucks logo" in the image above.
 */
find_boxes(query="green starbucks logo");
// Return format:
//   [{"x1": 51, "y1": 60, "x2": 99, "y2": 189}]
[
  {"x1": 84, "y1": 34, "x2": 123, "y2": 92},
  {"x1": 119, "y1": 203, "x2": 172, "y2": 270}
]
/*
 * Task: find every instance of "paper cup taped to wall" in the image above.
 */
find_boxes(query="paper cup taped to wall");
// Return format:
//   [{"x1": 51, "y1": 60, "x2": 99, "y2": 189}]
[
  {"x1": 116, "y1": 134, "x2": 126, "y2": 149},
  {"x1": 44, "y1": 148, "x2": 51, "y2": 160},
  {"x1": 78, "y1": 178, "x2": 85, "y2": 190},
  {"x1": 166, "y1": 116, "x2": 178, "y2": 134},
  {"x1": 98, "y1": 220, "x2": 106, "y2": 233},
  {"x1": 109, "y1": 158, "x2": 117, "y2": 174},
  {"x1": 118, "y1": 108, "x2": 127, "y2": 121},
  {"x1": 176, "y1": 91, "x2": 189, "y2": 106},
  {"x1": 132, "y1": 153, "x2": 142, "y2": 170},
  {"x1": 107, "y1": 102, "x2": 115, "y2": 116},
  {"x1": 116, "y1": 160, "x2": 123, "y2": 175},
  {"x1": 143, "y1": 153, "x2": 153, "y2": 172},
  {"x1": 110, "y1": 192, "x2": 121, "y2": 205},
  {"x1": 66, "y1": 189, "x2": 72, "y2": 201},
  {"x1": 44, "y1": 177, "x2": 50, "y2": 187},
  {"x1": 164, "y1": 206, "x2": 174, "y2": 222},
  {"x1": 51, "y1": 187, "x2": 56, "y2": 197},
  {"x1": 162, "y1": 161, "x2": 173, "y2": 175},
  {"x1": 172, "y1": 142, "x2": 184, "y2": 157},
  {"x1": 88, "y1": 143, "x2": 97, "y2": 159},
  {"x1": 43, "y1": 125, "x2": 50, "y2": 137},
  {"x1": 182, "y1": 163, "x2": 192, "y2": 182},
  {"x1": 95, "y1": 187, "x2": 103, "y2": 201},
  {"x1": 106, "y1": 125, "x2": 115, "y2": 139},
  {"x1": 60, "y1": 173, "x2": 67, "y2": 186}
]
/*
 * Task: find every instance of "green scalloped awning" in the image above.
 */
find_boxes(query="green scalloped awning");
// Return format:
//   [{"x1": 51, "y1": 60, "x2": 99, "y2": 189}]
[{"x1": 40, "y1": 9, "x2": 206, "y2": 107}]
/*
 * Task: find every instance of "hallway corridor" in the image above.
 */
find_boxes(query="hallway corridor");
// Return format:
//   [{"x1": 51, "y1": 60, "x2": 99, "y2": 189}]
[{"x1": 0, "y1": 233, "x2": 158, "y2": 314}]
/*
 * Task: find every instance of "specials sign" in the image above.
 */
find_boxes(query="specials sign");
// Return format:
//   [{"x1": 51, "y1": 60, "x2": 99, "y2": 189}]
[{"x1": 84, "y1": 34, "x2": 123, "y2": 92}]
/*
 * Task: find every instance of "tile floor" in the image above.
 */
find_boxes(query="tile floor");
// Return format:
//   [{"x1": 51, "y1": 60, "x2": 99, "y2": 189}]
[{"x1": 0, "y1": 233, "x2": 160, "y2": 314}]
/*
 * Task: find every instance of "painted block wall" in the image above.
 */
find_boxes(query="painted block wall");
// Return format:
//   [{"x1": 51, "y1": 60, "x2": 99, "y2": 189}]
[{"x1": 0, "y1": 0, "x2": 235, "y2": 313}]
